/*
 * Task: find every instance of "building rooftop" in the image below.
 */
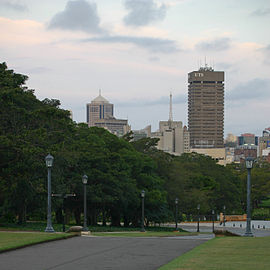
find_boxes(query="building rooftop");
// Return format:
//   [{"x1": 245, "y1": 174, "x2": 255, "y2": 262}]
[{"x1": 92, "y1": 94, "x2": 109, "y2": 104}]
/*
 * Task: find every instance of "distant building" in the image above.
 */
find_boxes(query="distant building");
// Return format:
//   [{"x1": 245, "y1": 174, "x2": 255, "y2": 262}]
[
  {"x1": 234, "y1": 145, "x2": 257, "y2": 163},
  {"x1": 188, "y1": 65, "x2": 224, "y2": 148},
  {"x1": 188, "y1": 65, "x2": 225, "y2": 165},
  {"x1": 151, "y1": 120, "x2": 186, "y2": 155},
  {"x1": 134, "y1": 93, "x2": 189, "y2": 155},
  {"x1": 151, "y1": 93, "x2": 189, "y2": 155},
  {"x1": 132, "y1": 125, "x2": 151, "y2": 141},
  {"x1": 86, "y1": 92, "x2": 130, "y2": 136},
  {"x1": 259, "y1": 127, "x2": 270, "y2": 160},
  {"x1": 191, "y1": 148, "x2": 226, "y2": 166},
  {"x1": 238, "y1": 133, "x2": 258, "y2": 146}
]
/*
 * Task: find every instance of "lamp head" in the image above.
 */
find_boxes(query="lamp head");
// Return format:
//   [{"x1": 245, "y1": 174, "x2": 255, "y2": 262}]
[
  {"x1": 82, "y1": 175, "x2": 88, "y2": 185},
  {"x1": 141, "y1": 190, "x2": 145, "y2": 198},
  {"x1": 45, "y1": 154, "x2": 54, "y2": 168},
  {"x1": 245, "y1": 157, "x2": 254, "y2": 169},
  {"x1": 175, "y1": 198, "x2": 179, "y2": 204},
  {"x1": 197, "y1": 204, "x2": 200, "y2": 210}
]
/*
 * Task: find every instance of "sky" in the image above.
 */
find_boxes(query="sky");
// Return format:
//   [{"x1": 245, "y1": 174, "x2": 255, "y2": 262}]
[{"x1": 0, "y1": 0, "x2": 270, "y2": 137}]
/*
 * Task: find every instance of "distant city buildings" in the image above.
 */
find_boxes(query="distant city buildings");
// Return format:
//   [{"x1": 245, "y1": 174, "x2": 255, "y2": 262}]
[
  {"x1": 132, "y1": 93, "x2": 189, "y2": 156},
  {"x1": 86, "y1": 92, "x2": 130, "y2": 136}
]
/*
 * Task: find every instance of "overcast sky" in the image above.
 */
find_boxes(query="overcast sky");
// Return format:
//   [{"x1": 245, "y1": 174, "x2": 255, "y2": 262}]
[{"x1": 1, "y1": 0, "x2": 270, "y2": 136}]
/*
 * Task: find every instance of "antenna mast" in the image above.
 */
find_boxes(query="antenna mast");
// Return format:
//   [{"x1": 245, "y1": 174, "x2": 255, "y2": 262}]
[{"x1": 169, "y1": 92, "x2": 173, "y2": 128}]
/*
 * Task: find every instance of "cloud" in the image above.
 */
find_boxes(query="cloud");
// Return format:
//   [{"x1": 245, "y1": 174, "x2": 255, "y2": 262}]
[
  {"x1": 0, "y1": 0, "x2": 27, "y2": 11},
  {"x1": 117, "y1": 94, "x2": 186, "y2": 107},
  {"x1": 48, "y1": 0, "x2": 104, "y2": 34},
  {"x1": 260, "y1": 44, "x2": 270, "y2": 65},
  {"x1": 250, "y1": 8, "x2": 270, "y2": 16},
  {"x1": 123, "y1": 0, "x2": 166, "y2": 26},
  {"x1": 82, "y1": 35, "x2": 179, "y2": 53},
  {"x1": 23, "y1": 66, "x2": 52, "y2": 74},
  {"x1": 226, "y1": 78, "x2": 270, "y2": 101},
  {"x1": 195, "y1": 37, "x2": 231, "y2": 51}
]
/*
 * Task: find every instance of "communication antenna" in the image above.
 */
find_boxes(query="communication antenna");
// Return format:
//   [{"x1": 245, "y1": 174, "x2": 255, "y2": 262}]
[
  {"x1": 99, "y1": 89, "x2": 101, "y2": 96},
  {"x1": 169, "y1": 92, "x2": 173, "y2": 128}
]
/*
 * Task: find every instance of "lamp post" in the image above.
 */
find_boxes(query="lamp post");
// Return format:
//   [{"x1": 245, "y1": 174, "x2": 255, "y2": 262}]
[
  {"x1": 244, "y1": 157, "x2": 254, "y2": 237},
  {"x1": 212, "y1": 210, "x2": 215, "y2": 233},
  {"x1": 82, "y1": 175, "x2": 89, "y2": 232},
  {"x1": 197, "y1": 204, "x2": 200, "y2": 232},
  {"x1": 45, "y1": 154, "x2": 54, "y2": 233},
  {"x1": 175, "y1": 198, "x2": 179, "y2": 231},
  {"x1": 223, "y1": 205, "x2": 226, "y2": 227},
  {"x1": 141, "y1": 190, "x2": 145, "y2": 232}
]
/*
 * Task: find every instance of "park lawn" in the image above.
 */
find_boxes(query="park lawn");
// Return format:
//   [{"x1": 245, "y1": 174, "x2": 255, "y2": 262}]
[
  {"x1": 0, "y1": 232, "x2": 74, "y2": 252},
  {"x1": 92, "y1": 231, "x2": 197, "y2": 237},
  {"x1": 159, "y1": 236, "x2": 270, "y2": 270}
]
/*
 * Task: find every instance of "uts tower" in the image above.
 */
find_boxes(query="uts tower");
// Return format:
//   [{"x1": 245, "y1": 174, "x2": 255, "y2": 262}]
[{"x1": 188, "y1": 66, "x2": 224, "y2": 148}]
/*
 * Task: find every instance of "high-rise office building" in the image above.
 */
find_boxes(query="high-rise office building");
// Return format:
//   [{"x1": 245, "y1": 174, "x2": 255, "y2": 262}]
[
  {"x1": 188, "y1": 65, "x2": 224, "y2": 148},
  {"x1": 86, "y1": 92, "x2": 130, "y2": 136}
]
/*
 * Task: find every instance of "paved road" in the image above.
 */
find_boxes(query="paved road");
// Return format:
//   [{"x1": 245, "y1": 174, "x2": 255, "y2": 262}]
[{"x1": 0, "y1": 236, "x2": 208, "y2": 270}]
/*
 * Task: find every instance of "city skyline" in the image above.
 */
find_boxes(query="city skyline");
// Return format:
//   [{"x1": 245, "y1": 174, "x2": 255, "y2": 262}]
[{"x1": 1, "y1": 0, "x2": 270, "y2": 136}]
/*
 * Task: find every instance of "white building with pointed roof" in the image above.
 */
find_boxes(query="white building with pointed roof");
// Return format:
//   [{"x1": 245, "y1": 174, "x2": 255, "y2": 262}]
[{"x1": 86, "y1": 93, "x2": 130, "y2": 137}]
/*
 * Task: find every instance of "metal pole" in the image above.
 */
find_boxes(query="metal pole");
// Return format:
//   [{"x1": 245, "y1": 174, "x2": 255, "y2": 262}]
[
  {"x1": 175, "y1": 203, "x2": 178, "y2": 230},
  {"x1": 245, "y1": 168, "x2": 253, "y2": 236},
  {"x1": 83, "y1": 183, "x2": 88, "y2": 231},
  {"x1": 223, "y1": 206, "x2": 226, "y2": 227},
  {"x1": 212, "y1": 210, "x2": 215, "y2": 233},
  {"x1": 141, "y1": 196, "x2": 145, "y2": 232},
  {"x1": 45, "y1": 167, "x2": 54, "y2": 232},
  {"x1": 197, "y1": 209, "x2": 200, "y2": 232},
  {"x1": 62, "y1": 196, "x2": 65, "y2": 232}
]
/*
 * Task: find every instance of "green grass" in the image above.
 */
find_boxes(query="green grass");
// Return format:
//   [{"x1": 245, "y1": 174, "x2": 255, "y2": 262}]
[
  {"x1": 0, "y1": 222, "x2": 70, "y2": 232},
  {"x1": 158, "y1": 236, "x2": 270, "y2": 270},
  {"x1": 0, "y1": 232, "x2": 74, "y2": 252},
  {"x1": 92, "y1": 231, "x2": 196, "y2": 237}
]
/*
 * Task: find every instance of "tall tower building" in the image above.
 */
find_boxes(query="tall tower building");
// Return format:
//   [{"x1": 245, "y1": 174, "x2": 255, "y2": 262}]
[
  {"x1": 86, "y1": 92, "x2": 113, "y2": 126},
  {"x1": 86, "y1": 92, "x2": 130, "y2": 136},
  {"x1": 188, "y1": 65, "x2": 224, "y2": 148}
]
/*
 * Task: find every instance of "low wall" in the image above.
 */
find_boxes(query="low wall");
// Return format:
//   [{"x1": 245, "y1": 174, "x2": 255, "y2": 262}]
[{"x1": 220, "y1": 213, "x2": 247, "y2": 222}]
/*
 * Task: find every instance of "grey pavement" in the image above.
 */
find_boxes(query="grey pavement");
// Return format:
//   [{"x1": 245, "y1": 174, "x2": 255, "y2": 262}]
[
  {"x1": 178, "y1": 222, "x2": 270, "y2": 237},
  {"x1": 0, "y1": 235, "x2": 208, "y2": 270}
]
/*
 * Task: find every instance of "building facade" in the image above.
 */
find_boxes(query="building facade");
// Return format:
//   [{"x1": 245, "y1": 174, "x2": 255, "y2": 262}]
[
  {"x1": 238, "y1": 133, "x2": 258, "y2": 146},
  {"x1": 188, "y1": 66, "x2": 224, "y2": 148},
  {"x1": 86, "y1": 93, "x2": 130, "y2": 136}
]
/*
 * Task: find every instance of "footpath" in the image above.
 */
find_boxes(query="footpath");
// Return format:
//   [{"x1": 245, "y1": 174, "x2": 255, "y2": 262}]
[{"x1": 178, "y1": 220, "x2": 270, "y2": 237}]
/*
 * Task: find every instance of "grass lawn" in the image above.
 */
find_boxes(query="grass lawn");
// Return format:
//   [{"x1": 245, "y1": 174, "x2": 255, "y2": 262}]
[
  {"x1": 92, "y1": 231, "x2": 197, "y2": 237},
  {"x1": 0, "y1": 232, "x2": 74, "y2": 252},
  {"x1": 158, "y1": 236, "x2": 270, "y2": 270}
]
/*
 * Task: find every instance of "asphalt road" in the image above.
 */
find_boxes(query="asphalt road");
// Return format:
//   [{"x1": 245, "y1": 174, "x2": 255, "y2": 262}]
[{"x1": 0, "y1": 235, "x2": 208, "y2": 270}]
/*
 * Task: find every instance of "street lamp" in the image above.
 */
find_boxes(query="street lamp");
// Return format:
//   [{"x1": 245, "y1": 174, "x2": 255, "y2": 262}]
[
  {"x1": 223, "y1": 205, "x2": 226, "y2": 227},
  {"x1": 175, "y1": 198, "x2": 179, "y2": 231},
  {"x1": 141, "y1": 190, "x2": 145, "y2": 232},
  {"x1": 212, "y1": 210, "x2": 215, "y2": 233},
  {"x1": 82, "y1": 175, "x2": 89, "y2": 232},
  {"x1": 197, "y1": 204, "x2": 200, "y2": 232},
  {"x1": 45, "y1": 154, "x2": 54, "y2": 232},
  {"x1": 244, "y1": 157, "x2": 254, "y2": 237}
]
